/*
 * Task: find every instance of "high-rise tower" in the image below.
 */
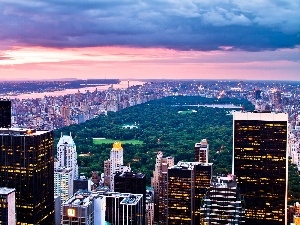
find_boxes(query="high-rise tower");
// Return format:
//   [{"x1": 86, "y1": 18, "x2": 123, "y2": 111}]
[
  {"x1": 233, "y1": 111, "x2": 288, "y2": 224},
  {"x1": 200, "y1": 175, "x2": 245, "y2": 224},
  {"x1": 151, "y1": 151, "x2": 174, "y2": 224},
  {"x1": 104, "y1": 142, "x2": 130, "y2": 191},
  {"x1": 55, "y1": 133, "x2": 78, "y2": 201},
  {"x1": 194, "y1": 139, "x2": 209, "y2": 163},
  {"x1": 0, "y1": 100, "x2": 11, "y2": 128},
  {"x1": 0, "y1": 128, "x2": 54, "y2": 224},
  {"x1": 56, "y1": 133, "x2": 78, "y2": 180},
  {"x1": 167, "y1": 161, "x2": 212, "y2": 225},
  {"x1": 0, "y1": 187, "x2": 16, "y2": 225}
]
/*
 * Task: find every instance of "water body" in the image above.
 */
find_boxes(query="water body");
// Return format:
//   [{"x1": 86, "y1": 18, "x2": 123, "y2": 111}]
[{"x1": 11, "y1": 80, "x2": 145, "y2": 99}]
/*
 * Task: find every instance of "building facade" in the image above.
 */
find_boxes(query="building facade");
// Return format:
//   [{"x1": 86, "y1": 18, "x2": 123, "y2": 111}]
[
  {"x1": 0, "y1": 100, "x2": 11, "y2": 128},
  {"x1": 56, "y1": 133, "x2": 78, "y2": 180},
  {"x1": 167, "y1": 161, "x2": 212, "y2": 225},
  {"x1": 200, "y1": 175, "x2": 245, "y2": 224},
  {"x1": 151, "y1": 151, "x2": 174, "y2": 224},
  {"x1": 0, "y1": 128, "x2": 54, "y2": 224},
  {"x1": 114, "y1": 171, "x2": 146, "y2": 225},
  {"x1": 233, "y1": 111, "x2": 288, "y2": 224},
  {"x1": 0, "y1": 187, "x2": 16, "y2": 225},
  {"x1": 194, "y1": 139, "x2": 209, "y2": 163},
  {"x1": 104, "y1": 142, "x2": 131, "y2": 191},
  {"x1": 54, "y1": 167, "x2": 73, "y2": 202},
  {"x1": 61, "y1": 190, "x2": 94, "y2": 225}
]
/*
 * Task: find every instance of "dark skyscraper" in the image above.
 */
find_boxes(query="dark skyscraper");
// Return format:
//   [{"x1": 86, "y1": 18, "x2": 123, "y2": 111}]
[
  {"x1": 167, "y1": 161, "x2": 212, "y2": 225},
  {"x1": 233, "y1": 111, "x2": 288, "y2": 225},
  {"x1": 0, "y1": 128, "x2": 55, "y2": 224},
  {"x1": 114, "y1": 171, "x2": 146, "y2": 225},
  {"x1": 0, "y1": 100, "x2": 11, "y2": 128}
]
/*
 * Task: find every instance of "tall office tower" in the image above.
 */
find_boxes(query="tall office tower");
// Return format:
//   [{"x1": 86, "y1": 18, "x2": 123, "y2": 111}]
[
  {"x1": 233, "y1": 111, "x2": 288, "y2": 224},
  {"x1": 114, "y1": 171, "x2": 146, "y2": 225},
  {"x1": 54, "y1": 167, "x2": 73, "y2": 202},
  {"x1": 200, "y1": 175, "x2": 245, "y2": 224},
  {"x1": 194, "y1": 139, "x2": 209, "y2": 163},
  {"x1": 0, "y1": 128, "x2": 54, "y2": 224},
  {"x1": 167, "y1": 161, "x2": 212, "y2": 225},
  {"x1": 0, "y1": 187, "x2": 16, "y2": 225},
  {"x1": 57, "y1": 133, "x2": 78, "y2": 180},
  {"x1": 120, "y1": 194, "x2": 144, "y2": 225},
  {"x1": 110, "y1": 142, "x2": 123, "y2": 191},
  {"x1": 151, "y1": 151, "x2": 174, "y2": 224},
  {"x1": 194, "y1": 162, "x2": 213, "y2": 223},
  {"x1": 0, "y1": 100, "x2": 11, "y2": 128},
  {"x1": 105, "y1": 142, "x2": 131, "y2": 191}
]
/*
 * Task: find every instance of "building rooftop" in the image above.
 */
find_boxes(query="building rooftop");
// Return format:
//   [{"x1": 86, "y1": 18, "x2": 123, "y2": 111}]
[
  {"x1": 115, "y1": 171, "x2": 145, "y2": 178},
  {"x1": 120, "y1": 194, "x2": 143, "y2": 205},
  {"x1": 0, "y1": 128, "x2": 50, "y2": 136},
  {"x1": 0, "y1": 187, "x2": 15, "y2": 195},
  {"x1": 57, "y1": 134, "x2": 75, "y2": 146}
]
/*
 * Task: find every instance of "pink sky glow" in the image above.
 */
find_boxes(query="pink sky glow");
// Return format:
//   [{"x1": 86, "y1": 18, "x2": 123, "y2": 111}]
[{"x1": 0, "y1": 46, "x2": 299, "y2": 81}]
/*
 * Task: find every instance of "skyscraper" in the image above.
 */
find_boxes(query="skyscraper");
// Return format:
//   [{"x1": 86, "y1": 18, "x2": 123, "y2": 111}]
[
  {"x1": 56, "y1": 133, "x2": 78, "y2": 180},
  {"x1": 151, "y1": 151, "x2": 174, "y2": 224},
  {"x1": 114, "y1": 171, "x2": 146, "y2": 225},
  {"x1": 0, "y1": 100, "x2": 11, "y2": 128},
  {"x1": 195, "y1": 139, "x2": 209, "y2": 163},
  {"x1": 233, "y1": 111, "x2": 288, "y2": 224},
  {"x1": 0, "y1": 128, "x2": 54, "y2": 224},
  {"x1": 0, "y1": 187, "x2": 16, "y2": 225},
  {"x1": 167, "y1": 161, "x2": 212, "y2": 225},
  {"x1": 200, "y1": 175, "x2": 245, "y2": 224},
  {"x1": 104, "y1": 142, "x2": 131, "y2": 191},
  {"x1": 54, "y1": 167, "x2": 73, "y2": 202}
]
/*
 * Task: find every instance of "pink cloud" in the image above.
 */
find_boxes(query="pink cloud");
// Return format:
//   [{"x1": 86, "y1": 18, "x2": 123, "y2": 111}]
[{"x1": 0, "y1": 46, "x2": 299, "y2": 81}]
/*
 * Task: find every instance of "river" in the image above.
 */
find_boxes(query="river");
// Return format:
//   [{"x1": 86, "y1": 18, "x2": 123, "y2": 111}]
[{"x1": 10, "y1": 80, "x2": 145, "y2": 100}]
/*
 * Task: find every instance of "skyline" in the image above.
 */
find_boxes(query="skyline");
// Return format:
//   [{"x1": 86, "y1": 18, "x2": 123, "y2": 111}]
[{"x1": 0, "y1": 0, "x2": 299, "y2": 81}]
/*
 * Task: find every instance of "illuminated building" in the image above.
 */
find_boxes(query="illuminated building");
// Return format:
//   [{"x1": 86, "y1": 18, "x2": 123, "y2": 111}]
[
  {"x1": 61, "y1": 190, "x2": 94, "y2": 225},
  {"x1": 114, "y1": 171, "x2": 146, "y2": 225},
  {"x1": 167, "y1": 161, "x2": 212, "y2": 225},
  {"x1": 54, "y1": 167, "x2": 73, "y2": 202},
  {"x1": 233, "y1": 111, "x2": 288, "y2": 224},
  {"x1": 194, "y1": 139, "x2": 209, "y2": 163},
  {"x1": 57, "y1": 133, "x2": 78, "y2": 180},
  {"x1": 151, "y1": 151, "x2": 174, "y2": 224},
  {"x1": 0, "y1": 187, "x2": 16, "y2": 225},
  {"x1": 200, "y1": 175, "x2": 245, "y2": 224},
  {"x1": 0, "y1": 128, "x2": 54, "y2": 224},
  {"x1": 104, "y1": 142, "x2": 131, "y2": 191},
  {"x1": 0, "y1": 100, "x2": 11, "y2": 128},
  {"x1": 110, "y1": 142, "x2": 124, "y2": 191}
]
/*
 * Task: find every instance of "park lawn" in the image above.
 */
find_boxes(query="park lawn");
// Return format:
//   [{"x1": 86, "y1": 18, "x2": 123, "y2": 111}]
[
  {"x1": 93, "y1": 138, "x2": 143, "y2": 145},
  {"x1": 178, "y1": 110, "x2": 197, "y2": 114}
]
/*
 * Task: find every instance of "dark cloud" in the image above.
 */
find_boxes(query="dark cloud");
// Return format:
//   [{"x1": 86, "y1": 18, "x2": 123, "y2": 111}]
[{"x1": 0, "y1": 0, "x2": 299, "y2": 51}]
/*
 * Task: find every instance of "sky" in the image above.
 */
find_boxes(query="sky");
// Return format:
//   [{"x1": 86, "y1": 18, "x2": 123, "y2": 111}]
[{"x1": 0, "y1": 0, "x2": 299, "y2": 81}]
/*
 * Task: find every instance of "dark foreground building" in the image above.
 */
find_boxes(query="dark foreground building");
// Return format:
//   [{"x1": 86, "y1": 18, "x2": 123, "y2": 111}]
[
  {"x1": 0, "y1": 128, "x2": 54, "y2": 224},
  {"x1": 233, "y1": 111, "x2": 288, "y2": 225},
  {"x1": 0, "y1": 100, "x2": 11, "y2": 128}
]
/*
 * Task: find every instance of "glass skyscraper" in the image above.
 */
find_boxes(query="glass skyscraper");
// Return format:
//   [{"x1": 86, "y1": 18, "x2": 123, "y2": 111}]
[
  {"x1": 0, "y1": 128, "x2": 54, "y2": 224},
  {"x1": 233, "y1": 111, "x2": 288, "y2": 224},
  {"x1": 0, "y1": 100, "x2": 11, "y2": 128}
]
